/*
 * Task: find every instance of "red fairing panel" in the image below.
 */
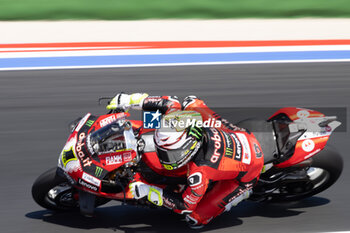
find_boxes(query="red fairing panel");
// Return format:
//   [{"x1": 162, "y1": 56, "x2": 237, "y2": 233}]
[
  {"x1": 269, "y1": 107, "x2": 325, "y2": 121},
  {"x1": 270, "y1": 107, "x2": 330, "y2": 168},
  {"x1": 275, "y1": 136, "x2": 329, "y2": 168}
]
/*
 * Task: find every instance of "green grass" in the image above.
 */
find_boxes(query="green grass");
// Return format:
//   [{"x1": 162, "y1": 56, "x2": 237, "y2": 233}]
[{"x1": 1, "y1": 0, "x2": 350, "y2": 20}]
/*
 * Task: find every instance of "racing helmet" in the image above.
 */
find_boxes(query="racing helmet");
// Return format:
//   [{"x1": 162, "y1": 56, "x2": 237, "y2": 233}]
[{"x1": 154, "y1": 111, "x2": 203, "y2": 170}]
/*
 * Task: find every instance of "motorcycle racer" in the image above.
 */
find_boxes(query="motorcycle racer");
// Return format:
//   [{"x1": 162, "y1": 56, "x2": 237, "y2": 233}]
[{"x1": 107, "y1": 93, "x2": 264, "y2": 228}]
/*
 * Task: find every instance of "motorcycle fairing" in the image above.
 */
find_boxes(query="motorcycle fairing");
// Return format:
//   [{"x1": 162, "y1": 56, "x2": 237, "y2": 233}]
[
  {"x1": 270, "y1": 107, "x2": 341, "y2": 168},
  {"x1": 59, "y1": 112, "x2": 139, "y2": 195}
]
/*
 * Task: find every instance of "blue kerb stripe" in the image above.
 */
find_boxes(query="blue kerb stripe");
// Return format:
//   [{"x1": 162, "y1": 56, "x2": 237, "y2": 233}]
[{"x1": 1, "y1": 51, "x2": 350, "y2": 68}]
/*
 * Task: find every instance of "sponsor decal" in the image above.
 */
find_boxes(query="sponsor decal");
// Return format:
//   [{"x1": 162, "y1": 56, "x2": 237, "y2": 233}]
[
  {"x1": 223, "y1": 132, "x2": 234, "y2": 158},
  {"x1": 253, "y1": 143, "x2": 263, "y2": 158},
  {"x1": 230, "y1": 133, "x2": 242, "y2": 161},
  {"x1": 188, "y1": 126, "x2": 203, "y2": 140},
  {"x1": 143, "y1": 110, "x2": 162, "y2": 129},
  {"x1": 85, "y1": 120, "x2": 95, "y2": 127},
  {"x1": 227, "y1": 183, "x2": 253, "y2": 203},
  {"x1": 76, "y1": 133, "x2": 92, "y2": 167},
  {"x1": 184, "y1": 196, "x2": 197, "y2": 205},
  {"x1": 220, "y1": 118, "x2": 246, "y2": 132},
  {"x1": 100, "y1": 115, "x2": 116, "y2": 127},
  {"x1": 144, "y1": 96, "x2": 161, "y2": 103},
  {"x1": 225, "y1": 147, "x2": 234, "y2": 158},
  {"x1": 243, "y1": 154, "x2": 251, "y2": 165},
  {"x1": 300, "y1": 131, "x2": 331, "y2": 139},
  {"x1": 86, "y1": 134, "x2": 94, "y2": 154},
  {"x1": 302, "y1": 139, "x2": 315, "y2": 152},
  {"x1": 78, "y1": 178, "x2": 98, "y2": 191},
  {"x1": 224, "y1": 133, "x2": 232, "y2": 148},
  {"x1": 297, "y1": 110, "x2": 310, "y2": 119},
  {"x1": 95, "y1": 166, "x2": 103, "y2": 177},
  {"x1": 210, "y1": 128, "x2": 222, "y2": 163},
  {"x1": 304, "y1": 148, "x2": 321, "y2": 159},
  {"x1": 123, "y1": 152, "x2": 132, "y2": 162},
  {"x1": 188, "y1": 172, "x2": 202, "y2": 187},
  {"x1": 236, "y1": 133, "x2": 251, "y2": 165},
  {"x1": 82, "y1": 172, "x2": 101, "y2": 187},
  {"x1": 106, "y1": 154, "x2": 123, "y2": 165},
  {"x1": 185, "y1": 194, "x2": 200, "y2": 203},
  {"x1": 61, "y1": 146, "x2": 77, "y2": 167},
  {"x1": 63, "y1": 172, "x2": 76, "y2": 185},
  {"x1": 163, "y1": 197, "x2": 176, "y2": 209},
  {"x1": 75, "y1": 113, "x2": 91, "y2": 132},
  {"x1": 191, "y1": 184, "x2": 204, "y2": 190},
  {"x1": 229, "y1": 125, "x2": 246, "y2": 132}
]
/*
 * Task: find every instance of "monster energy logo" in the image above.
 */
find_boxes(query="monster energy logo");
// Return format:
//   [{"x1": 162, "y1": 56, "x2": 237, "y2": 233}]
[
  {"x1": 188, "y1": 126, "x2": 203, "y2": 140},
  {"x1": 226, "y1": 148, "x2": 233, "y2": 156},
  {"x1": 86, "y1": 120, "x2": 95, "y2": 127},
  {"x1": 95, "y1": 167, "x2": 103, "y2": 177}
]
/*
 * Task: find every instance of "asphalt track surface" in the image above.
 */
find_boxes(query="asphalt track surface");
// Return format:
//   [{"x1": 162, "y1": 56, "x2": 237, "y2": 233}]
[{"x1": 0, "y1": 62, "x2": 350, "y2": 233}]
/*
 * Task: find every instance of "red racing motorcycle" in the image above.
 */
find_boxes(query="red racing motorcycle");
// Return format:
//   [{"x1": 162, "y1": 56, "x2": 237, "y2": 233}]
[{"x1": 32, "y1": 105, "x2": 343, "y2": 216}]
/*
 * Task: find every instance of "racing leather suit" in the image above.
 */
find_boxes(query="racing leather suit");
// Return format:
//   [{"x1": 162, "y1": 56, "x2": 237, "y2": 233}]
[{"x1": 140, "y1": 95, "x2": 264, "y2": 226}]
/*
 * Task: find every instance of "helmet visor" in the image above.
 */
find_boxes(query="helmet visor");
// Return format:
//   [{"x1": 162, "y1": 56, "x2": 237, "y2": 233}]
[{"x1": 156, "y1": 139, "x2": 200, "y2": 170}]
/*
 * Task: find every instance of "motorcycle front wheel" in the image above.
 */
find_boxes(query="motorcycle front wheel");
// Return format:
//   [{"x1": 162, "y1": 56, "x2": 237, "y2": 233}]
[{"x1": 32, "y1": 167, "x2": 109, "y2": 211}]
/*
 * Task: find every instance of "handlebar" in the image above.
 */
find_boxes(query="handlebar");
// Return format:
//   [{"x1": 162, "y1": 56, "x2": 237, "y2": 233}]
[{"x1": 98, "y1": 96, "x2": 127, "y2": 114}]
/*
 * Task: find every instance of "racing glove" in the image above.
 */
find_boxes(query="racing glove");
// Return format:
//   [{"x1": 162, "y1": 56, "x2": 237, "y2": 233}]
[
  {"x1": 129, "y1": 181, "x2": 163, "y2": 206},
  {"x1": 106, "y1": 93, "x2": 149, "y2": 110}
]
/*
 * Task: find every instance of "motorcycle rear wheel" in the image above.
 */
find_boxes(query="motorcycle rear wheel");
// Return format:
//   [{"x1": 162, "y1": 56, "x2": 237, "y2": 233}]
[{"x1": 268, "y1": 145, "x2": 343, "y2": 202}]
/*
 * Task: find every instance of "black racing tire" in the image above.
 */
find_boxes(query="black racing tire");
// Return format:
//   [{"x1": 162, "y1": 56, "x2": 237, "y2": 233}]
[
  {"x1": 32, "y1": 167, "x2": 78, "y2": 211},
  {"x1": 269, "y1": 145, "x2": 343, "y2": 202},
  {"x1": 32, "y1": 167, "x2": 110, "y2": 211}
]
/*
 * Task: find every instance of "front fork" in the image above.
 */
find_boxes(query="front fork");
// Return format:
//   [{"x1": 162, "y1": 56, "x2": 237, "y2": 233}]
[{"x1": 79, "y1": 190, "x2": 96, "y2": 216}]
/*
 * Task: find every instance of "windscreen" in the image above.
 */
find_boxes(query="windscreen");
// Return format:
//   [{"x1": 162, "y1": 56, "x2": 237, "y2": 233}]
[{"x1": 88, "y1": 119, "x2": 137, "y2": 155}]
